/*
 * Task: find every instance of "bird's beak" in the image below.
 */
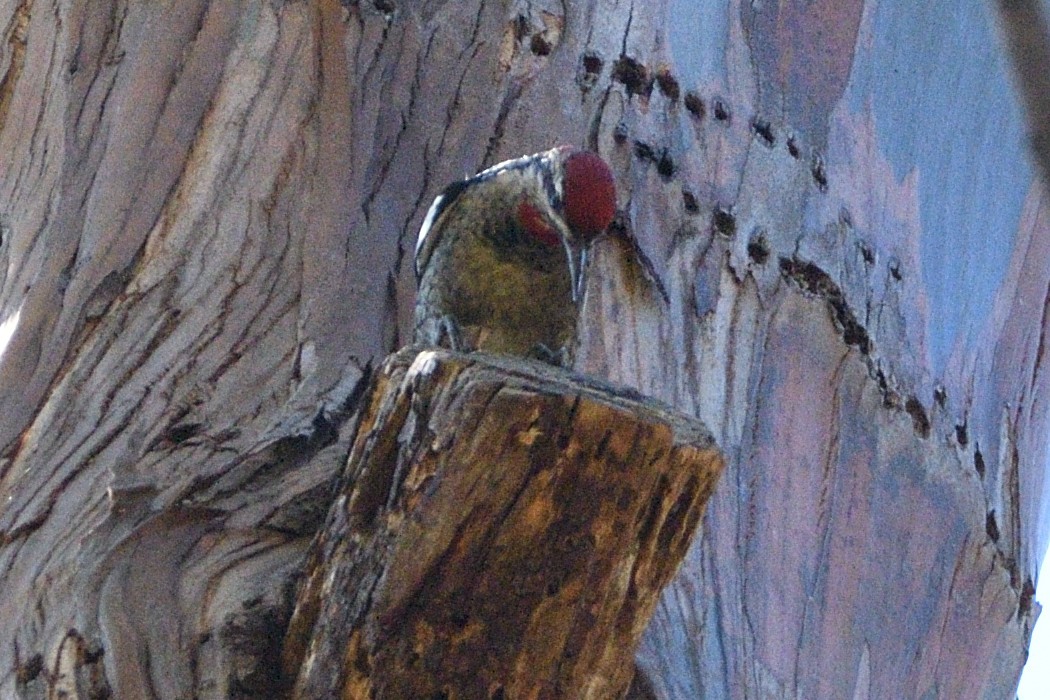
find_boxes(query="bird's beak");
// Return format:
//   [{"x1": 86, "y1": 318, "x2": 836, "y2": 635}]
[{"x1": 563, "y1": 239, "x2": 588, "y2": 304}]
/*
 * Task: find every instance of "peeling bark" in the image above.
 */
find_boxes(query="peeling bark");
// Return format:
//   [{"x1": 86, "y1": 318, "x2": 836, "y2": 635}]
[{"x1": 0, "y1": 0, "x2": 1044, "y2": 698}]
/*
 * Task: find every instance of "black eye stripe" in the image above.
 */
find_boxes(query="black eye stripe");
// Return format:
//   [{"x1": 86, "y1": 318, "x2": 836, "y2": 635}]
[
  {"x1": 544, "y1": 171, "x2": 561, "y2": 211},
  {"x1": 425, "y1": 179, "x2": 471, "y2": 230}
]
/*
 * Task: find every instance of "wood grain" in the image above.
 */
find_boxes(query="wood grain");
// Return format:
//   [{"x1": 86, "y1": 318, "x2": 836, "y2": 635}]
[
  {"x1": 0, "y1": 0, "x2": 1045, "y2": 697},
  {"x1": 285, "y1": 348, "x2": 723, "y2": 699}
]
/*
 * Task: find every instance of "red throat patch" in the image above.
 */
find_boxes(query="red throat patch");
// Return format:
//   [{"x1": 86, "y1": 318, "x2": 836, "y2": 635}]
[
  {"x1": 562, "y1": 151, "x2": 616, "y2": 242},
  {"x1": 517, "y1": 199, "x2": 561, "y2": 247}
]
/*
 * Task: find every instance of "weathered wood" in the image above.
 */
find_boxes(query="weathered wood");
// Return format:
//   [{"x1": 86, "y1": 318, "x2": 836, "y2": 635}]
[
  {"x1": 284, "y1": 348, "x2": 723, "y2": 699},
  {"x1": 0, "y1": 0, "x2": 1046, "y2": 698}
]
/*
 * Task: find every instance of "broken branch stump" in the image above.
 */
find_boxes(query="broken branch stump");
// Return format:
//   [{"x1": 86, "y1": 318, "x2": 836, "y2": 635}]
[{"x1": 283, "y1": 348, "x2": 723, "y2": 699}]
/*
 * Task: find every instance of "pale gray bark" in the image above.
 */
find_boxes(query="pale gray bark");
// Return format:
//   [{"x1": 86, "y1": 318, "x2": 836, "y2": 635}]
[{"x1": 0, "y1": 1, "x2": 1043, "y2": 698}]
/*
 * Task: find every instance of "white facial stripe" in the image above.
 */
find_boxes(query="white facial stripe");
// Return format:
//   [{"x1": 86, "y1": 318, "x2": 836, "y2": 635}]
[
  {"x1": 415, "y1": 193, "x2": 448, "y2": 277},
  {"x1": 416, "y1": 194, "x2": 445, "y2": 256},
  {"x1": 546, "y1": 150, "x2": 566, "y2": 203}
]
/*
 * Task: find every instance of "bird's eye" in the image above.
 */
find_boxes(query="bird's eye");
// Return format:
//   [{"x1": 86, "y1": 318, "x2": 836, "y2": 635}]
[
  {"x1": 516, "y1": 199, "x2": 561, "y2": 247},
  {"x1": 563, "y1": 151, "x2": 616, "y2": 241}
]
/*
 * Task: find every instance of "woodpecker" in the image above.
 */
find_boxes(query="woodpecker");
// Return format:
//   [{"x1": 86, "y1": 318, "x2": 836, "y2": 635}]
[{"x1": 413, "y1": 146, "x2": 616, "y2": 367}]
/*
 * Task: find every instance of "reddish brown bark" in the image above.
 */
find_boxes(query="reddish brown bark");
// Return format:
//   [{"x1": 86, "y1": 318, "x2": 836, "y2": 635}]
[{"x1": 283, "y1": 349, "x2": 722, "y2": 699}]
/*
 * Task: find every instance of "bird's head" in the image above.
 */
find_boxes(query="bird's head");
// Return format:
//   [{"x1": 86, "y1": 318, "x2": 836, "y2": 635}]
[{"x1": 416, "y1": 146, "x2": 617, "y2": 302}]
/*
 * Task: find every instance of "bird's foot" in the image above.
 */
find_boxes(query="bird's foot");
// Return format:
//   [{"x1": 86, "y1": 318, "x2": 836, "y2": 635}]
[
  {"x1": 531, "y1": 343, "x2": 572, "y2": 368},
  {"x1": 415, "y1": 315, "x2": 467, "y2": 353},
  {"x1": 438, "y1": 316, "x2": 466, "y2": 352}
]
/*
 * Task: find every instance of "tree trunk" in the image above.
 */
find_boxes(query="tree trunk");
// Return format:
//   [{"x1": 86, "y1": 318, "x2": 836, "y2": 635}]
[{"x1": 0, "y1": 1, "x2": 1044, "y2": 699}]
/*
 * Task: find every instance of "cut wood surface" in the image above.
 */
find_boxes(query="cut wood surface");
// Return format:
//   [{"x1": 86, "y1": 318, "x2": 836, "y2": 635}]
[{"x1": 284, "y1": 348, "x2": 723, "y2": 699}]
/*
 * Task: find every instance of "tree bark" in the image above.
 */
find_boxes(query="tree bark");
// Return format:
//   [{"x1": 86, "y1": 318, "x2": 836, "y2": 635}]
[
  {"x1": 992, "y1": 0, "x2": 1050, "y2": 185},
  {"x1": 0, "y1": 1, "x2": 1045, "y2": 699},
  {"x1": 283, "y1": 348, "x2": 722, "y2": 699}
]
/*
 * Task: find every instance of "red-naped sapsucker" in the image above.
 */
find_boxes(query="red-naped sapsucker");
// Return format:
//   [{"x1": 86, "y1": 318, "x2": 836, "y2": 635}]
[{"x1": 414, "y1": 146, "x2": 616, "y2": 367}]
